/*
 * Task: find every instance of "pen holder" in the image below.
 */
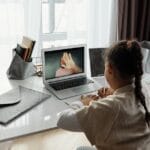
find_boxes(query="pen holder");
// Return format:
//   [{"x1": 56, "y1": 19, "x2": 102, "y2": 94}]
[{"x1": 7, "y1": 50, "x2": 36, "y2": 80}]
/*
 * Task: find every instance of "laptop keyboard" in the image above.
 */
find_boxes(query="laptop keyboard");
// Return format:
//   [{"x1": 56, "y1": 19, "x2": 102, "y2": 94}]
[{"x1": 49, "y1": 77, "x2": 93, "y2": 91}]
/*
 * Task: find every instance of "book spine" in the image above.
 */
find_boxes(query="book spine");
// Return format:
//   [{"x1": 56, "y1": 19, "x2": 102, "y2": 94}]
[
  {"x1": 27, "y1": 41, "x2": 36, "y2": 61},
  {"x1": 23, "y1": 48, "x2": 29, "y2": 61}
]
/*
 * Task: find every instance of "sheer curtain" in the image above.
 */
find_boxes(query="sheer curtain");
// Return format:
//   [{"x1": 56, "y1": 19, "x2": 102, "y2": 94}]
[
  {"x1": 88, "y1": 0, "x2": 118, "y2": 48},
  {"x1": 55, "y1": 0, "x2": 88, "y2": 45},
  {"x1": 0, "y1": 0, "x2": 25, "y2": 46}
]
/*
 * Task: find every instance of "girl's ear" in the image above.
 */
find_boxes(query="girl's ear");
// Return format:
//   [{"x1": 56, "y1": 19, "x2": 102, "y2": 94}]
[
  {"x1": 108, "y1": 63, "x2": 119, "y2": 79},
  {"x1": 107, "y1": 63, "x2": 113, "y2": 75}
]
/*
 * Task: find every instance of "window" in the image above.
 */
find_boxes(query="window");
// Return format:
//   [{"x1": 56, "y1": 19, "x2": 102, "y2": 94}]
[{"x1": 41, "y1": 0, "x2": 87, "y2": 48}]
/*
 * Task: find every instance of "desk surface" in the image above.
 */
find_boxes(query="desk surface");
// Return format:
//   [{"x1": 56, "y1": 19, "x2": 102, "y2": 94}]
[
  {"x1": 0, "y1": 76, "x2": 70, "y2": 142},
  {"x1": 0, "y1": 74, "x2": 150, "y2": 142}
]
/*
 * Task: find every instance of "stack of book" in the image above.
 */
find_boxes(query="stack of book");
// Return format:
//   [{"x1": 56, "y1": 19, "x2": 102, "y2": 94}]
[{"x1": 15, "y1": 36, "x2": 36, "y2": 62}]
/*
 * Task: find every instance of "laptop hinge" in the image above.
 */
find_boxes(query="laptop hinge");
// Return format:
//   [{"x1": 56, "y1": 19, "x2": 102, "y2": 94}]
[{"x1": 48, "y1": 75, "x2": 86, "y2": 84}]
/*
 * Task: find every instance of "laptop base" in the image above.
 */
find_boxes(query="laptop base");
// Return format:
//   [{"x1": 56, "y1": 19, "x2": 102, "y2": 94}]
[{"x1": 45, "y1": 80, "x2": 99, "y2": 100}]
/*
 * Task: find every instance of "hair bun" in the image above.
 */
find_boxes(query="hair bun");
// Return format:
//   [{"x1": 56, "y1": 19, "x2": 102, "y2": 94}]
[
  {"x1": 128, "y1": 40, "x2": 142, "y2": 59},
  {"x1": 127, "y1": 40, "x2": 140, "y2": 49}
]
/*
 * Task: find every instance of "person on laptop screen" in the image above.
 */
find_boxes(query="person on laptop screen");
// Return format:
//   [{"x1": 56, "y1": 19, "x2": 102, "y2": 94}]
[{"x1": 55, "y1": 52, "x2": 82, "y2": 77}]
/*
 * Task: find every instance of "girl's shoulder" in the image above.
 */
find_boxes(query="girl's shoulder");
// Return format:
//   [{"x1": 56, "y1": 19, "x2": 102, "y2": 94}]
[
  {"x1": 97, "y1": 94, "x2": 120, "y2": 106},
  {"x1": 91, "y1": 95, "x2": 121, "y2": 115}
]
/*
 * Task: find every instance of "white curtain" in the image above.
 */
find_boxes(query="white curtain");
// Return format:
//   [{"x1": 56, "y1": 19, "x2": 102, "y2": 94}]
[
  {"x1": 0, "y1": 0, "x2": 25, "y2": 46},
  {"x1": 24, "y1": 0, "x2": 41, "y2": 57},
  {"x1": 88, "y1": 0, "x2": 118, "y2": 48},
  {"x1": 0, "y1": 0, "x2": 41, "y2": 49},
  {"x1": 56, "y1": 0, "x2": 88, "y2": 44}
]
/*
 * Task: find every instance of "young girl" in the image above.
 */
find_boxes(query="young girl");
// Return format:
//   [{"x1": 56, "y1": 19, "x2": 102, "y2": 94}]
[{"x1": 57, "y1": 40, "x2": 150, "y2": 150}]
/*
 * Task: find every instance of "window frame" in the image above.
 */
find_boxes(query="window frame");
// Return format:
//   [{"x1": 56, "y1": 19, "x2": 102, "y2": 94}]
[{"x1": 41, "y1": 0, "x2": 67, "y2": 48}]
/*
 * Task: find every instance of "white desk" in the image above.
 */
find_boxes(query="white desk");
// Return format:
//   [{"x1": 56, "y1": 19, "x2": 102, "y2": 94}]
[
  {"x1": 0, "y1": 74, "x2": 150, "y2": 143},
  {"x1": 0, "y1": 75, "x2": 70, "y2": 142}
]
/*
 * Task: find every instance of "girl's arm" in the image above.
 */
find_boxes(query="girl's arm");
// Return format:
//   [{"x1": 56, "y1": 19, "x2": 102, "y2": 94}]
[
  {"x1": 57, "y1": 101, "x2": 83, "y2": 131},
  {"x1": 57, "y1": 94, "x2": 99, "y2": 131}
]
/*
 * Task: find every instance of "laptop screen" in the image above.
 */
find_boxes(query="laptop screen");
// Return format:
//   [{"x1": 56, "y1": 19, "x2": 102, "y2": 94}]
[
  {"x1": 89, "y1": 48, "x2": 106, "y2": 77},
  {"x1": 44, "y1": 46, "x2": 84, "y2": 80}
]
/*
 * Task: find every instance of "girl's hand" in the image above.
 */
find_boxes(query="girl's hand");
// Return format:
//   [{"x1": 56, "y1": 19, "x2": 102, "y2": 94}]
[
  {"x1": 98, "y1": 87, "x2": 114, "y2": 98},
  {"x1": 81, "y1": 94, "x2": 99, "y2": 106}
]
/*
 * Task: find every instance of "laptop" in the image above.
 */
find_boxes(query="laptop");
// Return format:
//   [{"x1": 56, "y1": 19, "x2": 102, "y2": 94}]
[{"x1": 41, "y1": 44, "x2": 99, "y2": 100}]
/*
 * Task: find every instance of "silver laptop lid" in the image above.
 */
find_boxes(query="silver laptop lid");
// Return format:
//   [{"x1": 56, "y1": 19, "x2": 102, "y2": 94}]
[{"x1": 42, "y1": 44, "x2": 87, "y2": 83}]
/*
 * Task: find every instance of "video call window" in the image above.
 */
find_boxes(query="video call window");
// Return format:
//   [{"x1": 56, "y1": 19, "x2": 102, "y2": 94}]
[{"x1": 45, "y1": 47, "x2": 84, "y2": 80}]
